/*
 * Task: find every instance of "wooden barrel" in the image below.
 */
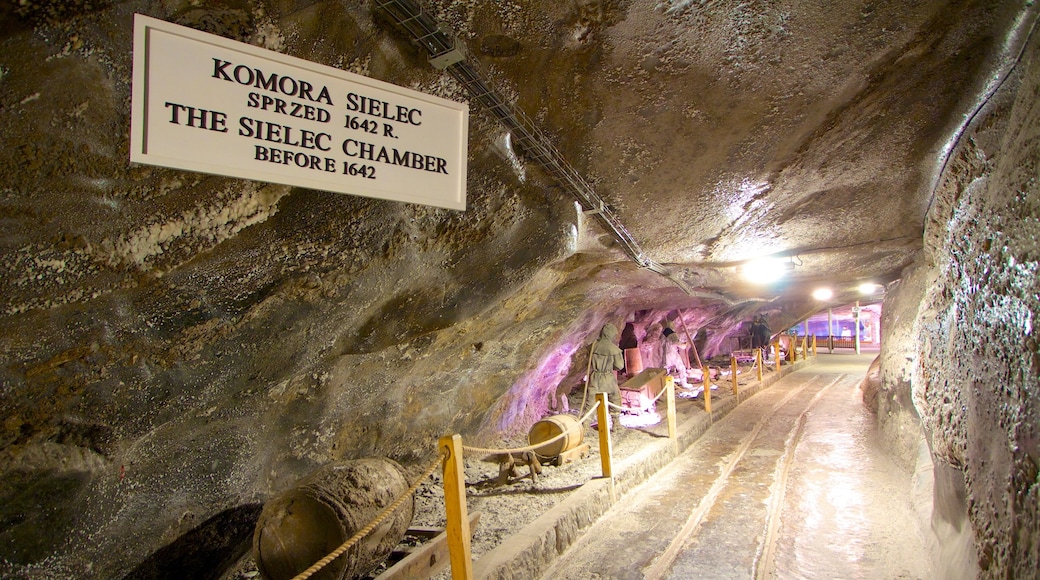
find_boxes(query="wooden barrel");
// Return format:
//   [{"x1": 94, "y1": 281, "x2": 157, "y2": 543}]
[
  {"x1": 528, "y1": 414, "x2": 584, "y2": 458},
  {"x1": 624, "y1": 347, "x2": 643, "y2": 375},
  {"x1": 253, "y1": 458, "x2": 413, "y2": 580}
]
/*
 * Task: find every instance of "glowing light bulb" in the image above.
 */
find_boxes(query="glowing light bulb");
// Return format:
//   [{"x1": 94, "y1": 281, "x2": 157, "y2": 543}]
[
  {"x1": 812, "y1": 287, "x2": 834, "y2": 301},
  {"x1": 858, "y1": 283, "x2": 880, "y2": 295},
  {"x1": 741, "y1": 258, "x2": 791, "y2": 284}
]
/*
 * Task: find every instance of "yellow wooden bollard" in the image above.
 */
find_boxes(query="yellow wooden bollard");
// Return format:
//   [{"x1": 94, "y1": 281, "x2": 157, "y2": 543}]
[
  {"x1": 812, "y1": 334, "x2": 818, "y2": 357},
  {"x1": 439, "y1": 434, "x2": 473, "y2": 580},
  {"x1": 756, "y1": 348, "x2": 763, "y2": 381},
  {"x1": 774, "y1": 342, "x2": 782, "y2": 373},
  {"x1": 702, "y1": 365, "x2": 712, "y2": 414},
  {"x1": 802, "y1": 335, "x2": 808, "y2": 359},
  {"x1": 595, "y1": 393, "x2": 613, "y2": 480},
  {"x1": 595, "y1": 393, "x2": 617, "y2": 503},
  {"x1": 731, "y1": 356, "x2": 738, "y2": 394},
  {"x1": 665, "y1": 376, "x2": 677, "y2": 443}
]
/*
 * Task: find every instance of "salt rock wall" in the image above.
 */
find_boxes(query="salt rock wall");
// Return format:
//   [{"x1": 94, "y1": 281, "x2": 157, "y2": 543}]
[
  {"x1": 0, "y1": 2, "x2": 757, "y2": 577},
  {"x1": 876, "y1": 28, "x2": 1040, "y2": 578},
  {"x1": 0, "y1": 1, "x2": 602, "y2": 577}
]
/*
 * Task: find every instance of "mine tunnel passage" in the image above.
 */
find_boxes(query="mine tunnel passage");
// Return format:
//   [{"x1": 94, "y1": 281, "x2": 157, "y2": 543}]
[{"x1": 539, "y1": 353, "x2": 933, "y2": 579}]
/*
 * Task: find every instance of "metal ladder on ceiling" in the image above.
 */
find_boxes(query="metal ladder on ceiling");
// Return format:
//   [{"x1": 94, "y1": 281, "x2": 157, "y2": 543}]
[{"x1": 372, "y1": 0, "x2": 691, "y2": 295}]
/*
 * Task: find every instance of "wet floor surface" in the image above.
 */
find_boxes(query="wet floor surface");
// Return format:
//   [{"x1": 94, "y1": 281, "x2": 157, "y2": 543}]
[{"x1": 538, "y1": 353, "x2": 932, "y2": 580}]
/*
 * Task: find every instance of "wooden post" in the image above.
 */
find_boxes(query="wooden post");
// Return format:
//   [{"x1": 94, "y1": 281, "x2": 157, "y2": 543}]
[
  {"x1": 812, "y1": 334, "x2": 818, "y2": 357},
  {"x1": 677, "y1": 311, "x2": 703, "y2": 369},
  {"x1": 731, "y1": 356, "x2": 739, "y2": 394},
  {"x1": 802, "y1": 335, "x2": 808, "y2": 359},
  {"x1": 756, "y1": 348, "x2": 763, "y2": 381},
  {"x1": 595, "y1": 393, "x2": 613, "y2": 479},
  {"x1": 702, "y1": 365, "x2": 712, "y2": 414},
  {"x1": 595, "y1": 393, "x2": 616, "y2": 502},
  {"x1": 439, "y1": 434, "x2": 472, "y2": 580},
  {"x1": 665, "y1": 376, "x2": 677, "y2": 452},
  {"x1": 774, "y1": 342, "x2": 782, "y2": 373},
  {"x1": 854, "y1": 300, "x2": 862, "y2": 354},
  {"x1": 828, "y1": 308, "x2": 834, "y2": 353}
]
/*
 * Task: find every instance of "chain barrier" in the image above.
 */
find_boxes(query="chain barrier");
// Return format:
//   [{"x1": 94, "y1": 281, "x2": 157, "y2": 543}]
[
  {"x1": 460, "y1": 401, "x2": 601, "y2": 457},
  {"x1": 290, "y1": 452, "x2": 446, "y2": 580}
]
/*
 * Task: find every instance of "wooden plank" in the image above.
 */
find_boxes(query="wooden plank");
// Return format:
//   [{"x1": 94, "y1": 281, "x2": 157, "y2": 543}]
[
  {"x1": 375, "y1": 512, "x2": 482, "y2": 580},
  {"x1": 620, "y1": 367, "x2": 666, "y2": 391},
  {"x1": 405, "y1": 526, "x2": 454, "y2": 540},
  {"x1": 554, "y1": 442, "x2": 591, "y2": 466}
]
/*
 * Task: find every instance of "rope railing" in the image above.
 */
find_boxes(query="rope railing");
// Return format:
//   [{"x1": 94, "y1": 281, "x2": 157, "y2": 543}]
[
  {"x1": 261, "y1": 352, "x2": 825, "y2": 580},
  {"x1": 290, "y1": 452, "x2": 446, "y2": 580},
  {"x1": 605, "y1": 380, "x2": 672, "y2": 414},
  {"x1": 460, "y1": 402, "x2": 601, "y2": 457},
  {"x1": 434, "y1": 359, "x2": 810, "y2": 578},
  {"x1": 275, "y1": 357, "x2": 823, "y2": 580}
]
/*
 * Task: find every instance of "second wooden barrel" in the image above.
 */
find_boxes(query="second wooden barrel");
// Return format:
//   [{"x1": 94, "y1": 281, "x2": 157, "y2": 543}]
[{"x1": 528, "y1": 414, "x2": 584, "y2": 458}]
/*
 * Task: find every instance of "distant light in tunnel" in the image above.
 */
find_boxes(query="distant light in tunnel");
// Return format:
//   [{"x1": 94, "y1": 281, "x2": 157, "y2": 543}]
[
  {"x1": 741, "y1": 257, "x2": 793, "y2": 284},
  {"x1": 858, "y1": 283, "x2": 881, "y2": 295},
  {"x1": 812, "y1": 287, "x2": 834, "y2": 301}
]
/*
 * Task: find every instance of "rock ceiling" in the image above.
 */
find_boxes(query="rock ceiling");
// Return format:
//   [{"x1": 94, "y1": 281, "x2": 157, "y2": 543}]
[
  {"x1": 411, "y1": 0, "x2": 1026, "y2": 303},
  {"x1": 1, "y1": 0, "x2": 1031, "y2": 316}
]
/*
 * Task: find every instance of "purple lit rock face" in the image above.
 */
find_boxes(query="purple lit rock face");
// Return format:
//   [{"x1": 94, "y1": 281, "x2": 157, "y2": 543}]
[
  {"x1": 481, "y1": 306, "x2": 767, "y2": 437},
  {"x1": 0, "y1": 1, "x2": 1038, "y2": 578},
  {"x1": 483, "y1": 337, "x2": 585, "y2": 435}
]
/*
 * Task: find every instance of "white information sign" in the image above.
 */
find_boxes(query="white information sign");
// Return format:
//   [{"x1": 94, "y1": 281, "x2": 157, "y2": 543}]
[{"x1": 130, "y1": 14, "x2": 468, "y2": 210}]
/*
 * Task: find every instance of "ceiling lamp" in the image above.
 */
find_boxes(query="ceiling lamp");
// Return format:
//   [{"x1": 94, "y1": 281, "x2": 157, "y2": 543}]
[
  {"x1": 812, "y1": 287, "x2": 834, "y2": 301},
  {"x1": 858, "y1": 282, "x2": 882, "y2": 295},
  {"x1": 741, "y1": 257, "x2": 794, "y2": 284}
]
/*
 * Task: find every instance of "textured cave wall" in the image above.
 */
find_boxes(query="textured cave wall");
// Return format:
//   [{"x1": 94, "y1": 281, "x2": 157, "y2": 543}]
[
  {"x1": 0, "y1": 1, "x2": 612, "y2": 576},
  {"x1": 0, "y1": 2, "x2": 763, "y2": 576},
  {"x1": 875, "y1": 258, "x2": 929, "y2": 471},
  {"x1": 875, "y1": 26, "x2": 1040, "y2": 579}
]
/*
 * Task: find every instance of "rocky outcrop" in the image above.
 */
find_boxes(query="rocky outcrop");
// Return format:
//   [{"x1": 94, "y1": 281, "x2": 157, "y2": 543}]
[{"x1": 876, "y1": 24, "x2": 1040, "y2": 577}]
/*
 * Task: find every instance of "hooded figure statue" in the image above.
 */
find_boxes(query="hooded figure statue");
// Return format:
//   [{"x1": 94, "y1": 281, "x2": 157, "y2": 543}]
[{"x1": 589, "y1": 323, "x2": 625, "y2": 431}]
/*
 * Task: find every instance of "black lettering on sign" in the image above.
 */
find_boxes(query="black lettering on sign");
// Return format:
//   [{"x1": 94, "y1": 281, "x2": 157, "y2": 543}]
[
  {"x1": 254, "y1": 145, "x2": 337, "y2": 173},
  {"x1": 164, "y1": 101, "x2": 228, "y2": 132},
  {"x1": 239, "y1": 116, "x2": 331, "y2": 151},
  {"x1": 213, "y1": 58, "x2": 333, "y2": 105},
  {"x1": 246, "y1": 92, "x2": 331, "y2": 123},
  {"x1": 341, "y1": 138, "x2": 448, "y2": 175},
  {"x1": 344, "y1": 92, "x2": 422, "y2": 126}
]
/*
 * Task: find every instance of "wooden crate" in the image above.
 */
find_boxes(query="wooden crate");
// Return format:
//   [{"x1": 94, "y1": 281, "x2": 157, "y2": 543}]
[{"x1": 620, "y1": 367, "x2": 667, "y2": 412}]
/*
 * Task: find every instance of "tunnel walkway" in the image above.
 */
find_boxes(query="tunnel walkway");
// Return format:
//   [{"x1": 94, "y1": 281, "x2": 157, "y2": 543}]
[{"x1": 535, "y1": 353, "x2": 933, "y2": 580}]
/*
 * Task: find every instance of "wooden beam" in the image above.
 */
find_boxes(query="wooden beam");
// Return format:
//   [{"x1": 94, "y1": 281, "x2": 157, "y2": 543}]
[{"x1": 374, "y1": 513, "x2": 482, "y2": 580}]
